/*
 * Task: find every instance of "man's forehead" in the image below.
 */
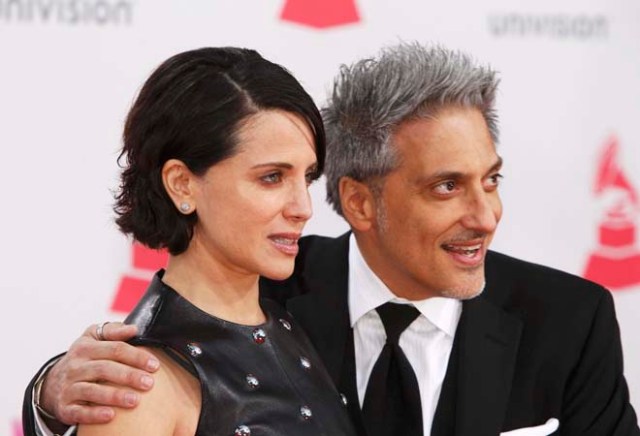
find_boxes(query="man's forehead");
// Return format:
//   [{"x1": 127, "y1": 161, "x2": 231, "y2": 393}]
[{"x1": 388, "y1": 112, "x2": 501, "y2": 181}]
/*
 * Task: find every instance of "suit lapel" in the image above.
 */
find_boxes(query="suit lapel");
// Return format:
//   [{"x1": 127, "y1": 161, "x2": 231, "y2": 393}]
[
  {"x1": 285, "y1": 233, "x2": 367, "y2": 434},
  {"x1": 446, "y1": 294, "x2": 523, "y2": 436},
  {"x1": 286, "y1": 233, "x2": 351, "y2": 385}
]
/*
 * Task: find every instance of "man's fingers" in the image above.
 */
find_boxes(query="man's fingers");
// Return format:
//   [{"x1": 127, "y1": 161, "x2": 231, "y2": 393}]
[
  {"x1": 69, "y1": 381, "x2": 141, "y2": 408},
  {"x1": 68, "y1": 359, "x2": 155, "y2": 392},
  {"x1": 70, "y1": 337, "x2": 160, "y2": 373},
  {"x1": 84, "y1": 322, "x2": 137, "y2": 342},
  {"x1": 41, "y1": 325, "x2": 159, "y2": 423},
  {"x1": 104, "y1": 322, "x2": 138, "y2": 342},
  {"x1": 59, "y1": 404, "x2": 115, "y2": 426}
]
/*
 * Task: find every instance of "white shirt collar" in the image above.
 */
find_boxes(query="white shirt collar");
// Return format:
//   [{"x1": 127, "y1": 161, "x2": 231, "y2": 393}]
[{"x1": 347, "y1": 233, "x2": 461, "y2": 337}]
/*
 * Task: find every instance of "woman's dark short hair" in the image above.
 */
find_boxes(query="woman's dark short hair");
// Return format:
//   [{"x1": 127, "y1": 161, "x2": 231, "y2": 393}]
[{"x1": 114, "y1": 47, "x2": 325, "y2": 255}]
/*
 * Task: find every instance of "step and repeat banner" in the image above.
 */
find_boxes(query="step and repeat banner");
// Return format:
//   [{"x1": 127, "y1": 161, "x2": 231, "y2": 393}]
[{"x1": 1, "y1": 0, "x2": 639, "y2": 433}]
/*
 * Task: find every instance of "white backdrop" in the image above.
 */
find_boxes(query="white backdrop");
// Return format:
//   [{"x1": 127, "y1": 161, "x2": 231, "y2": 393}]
[{"x1": 1, "y1": 0, "x2": 639, "y2": 433}]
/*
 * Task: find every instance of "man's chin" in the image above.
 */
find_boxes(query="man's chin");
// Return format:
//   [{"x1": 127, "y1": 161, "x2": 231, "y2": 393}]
[{"x1": 438, "y1": 280, "x2": 486, "y2": 300}]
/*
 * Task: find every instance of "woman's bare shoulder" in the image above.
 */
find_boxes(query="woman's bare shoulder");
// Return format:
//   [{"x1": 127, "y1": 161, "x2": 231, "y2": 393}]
[{"x1": 77, "y1": 347, "x2": 201, "y2": 436}]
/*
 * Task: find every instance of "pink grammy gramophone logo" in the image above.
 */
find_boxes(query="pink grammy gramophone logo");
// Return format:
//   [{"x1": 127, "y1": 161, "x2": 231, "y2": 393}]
[
  {"x1": 280, "y1": 0, "x2": 360, "y2": 28},
  {"x1": 111, "y1": 243, "x2": 168, "y2": 313},
  {"x1": 583, "y1": 135, "x2": 640, "y2": 289},
  {"x1": 12, "y1": 418, "x2": 23, "y2": 436}
]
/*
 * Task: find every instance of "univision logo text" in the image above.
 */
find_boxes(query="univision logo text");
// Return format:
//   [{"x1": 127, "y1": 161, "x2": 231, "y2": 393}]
[
  {"x1": 488, "y1": 14, "x2": 608, "y2": 40},
  {"x1": 0, "y1": 0, "x2": 133, "y2": 25}
]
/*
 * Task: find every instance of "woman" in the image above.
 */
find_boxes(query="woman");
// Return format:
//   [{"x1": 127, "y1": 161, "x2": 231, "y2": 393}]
[{"x1": 77, "y1": 47, "x2": 356, "y2": 436}]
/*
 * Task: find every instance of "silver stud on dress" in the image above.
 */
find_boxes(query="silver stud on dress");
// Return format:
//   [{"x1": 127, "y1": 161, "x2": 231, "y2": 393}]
[
  {"x1": 252, "y1": 328, "x2": 266, "y2": 344},
  {"x1": 300, "y1": 405, "x2": 313, "y2": 420},
  {"x1": 300, "y1": 356, "x2": 311, "y2": 370},
  {"x1": 234, "y1": 424, "x2": 251, "y2": 436},
  {"x1": 340, "y1": 393, "x2": 348, "y2": 406},
  {"x1": 186, "y1": 343, "x2": 202, "y2": 358},
  {"x1": 279, "y1": 318, "x2": 292, "y2": 330},
  {"x1": 245, "y1": 374, "x2": 260, "y2": 389}
]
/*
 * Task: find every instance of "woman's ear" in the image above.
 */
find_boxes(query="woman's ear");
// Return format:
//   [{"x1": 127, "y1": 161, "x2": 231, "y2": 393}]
[
  {"x1": 162, "y1": 159, "x2": 197, "y2": 214},
  {"x1": 338, "y1": 177, "x2": 378, "y2": 232}
]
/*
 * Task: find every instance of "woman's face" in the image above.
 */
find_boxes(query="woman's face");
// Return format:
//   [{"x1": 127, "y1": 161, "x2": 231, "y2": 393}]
[{"x1": 189, "y1": 110, "x2": 318, "y2": 280}]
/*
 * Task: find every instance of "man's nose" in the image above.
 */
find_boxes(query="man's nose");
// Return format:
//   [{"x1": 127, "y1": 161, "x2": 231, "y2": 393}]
[{"x1": 461, "y1": 189, "x2": 500, "y2": 232}]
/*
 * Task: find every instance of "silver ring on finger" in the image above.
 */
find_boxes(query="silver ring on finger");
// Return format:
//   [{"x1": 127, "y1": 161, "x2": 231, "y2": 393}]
[{"x1": 96, "y1": 321, "x2": 110, "y2": 341}]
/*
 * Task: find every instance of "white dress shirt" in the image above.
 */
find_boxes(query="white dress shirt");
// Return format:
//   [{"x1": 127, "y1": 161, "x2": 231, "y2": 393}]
[{"x1": 348, "y1": 234, "x2": 462, "y2": 436}]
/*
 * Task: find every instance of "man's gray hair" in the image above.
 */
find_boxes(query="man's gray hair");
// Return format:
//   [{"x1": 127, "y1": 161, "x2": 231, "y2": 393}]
[{"x1": 322, "y1": 42, "x2": 500, "y2": 216}]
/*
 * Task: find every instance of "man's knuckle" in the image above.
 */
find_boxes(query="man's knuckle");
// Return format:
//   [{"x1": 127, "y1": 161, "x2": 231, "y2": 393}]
[
  {"x1": 111, "y1": 342, "x2": 127, "y2": 359},
  {"x1": 113, "y1": 388, "x2": 128, "y2": 404},
  {"x1": 123, "y1": 369, "x2": 138, "y2": 386},
  {"x1": 66, "y1": 343, "x2": 80, "y2": 359},
  {"x1": 57, "y1": 385, "x2": 71, "y2": 404},
  {"x1": 84, "y1": 324, "x2": 97, "y2": 336},
  {"x1": 67, "y1": 406, "x2": 82, "y2": 423},
  {"x1": 58, "y1": 409, "x2": 70, "y2": 423},
  {"x1": 93, "y1": 362, "x2": 109, "y2": 380},
  {"x1": 71, "y1": 339, "x2": 90, "y2": 357},
  {"x1": 79, "y1": 382, "x2": 96, "y2": 399},
  {"x1": 65, "y1": 361, "x2": 81, "y2": 379}
]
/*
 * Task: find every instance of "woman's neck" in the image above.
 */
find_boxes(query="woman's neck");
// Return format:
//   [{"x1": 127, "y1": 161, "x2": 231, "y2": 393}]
[{"x1": 161, "y1": 245, "x2": 265, "y2": 326}]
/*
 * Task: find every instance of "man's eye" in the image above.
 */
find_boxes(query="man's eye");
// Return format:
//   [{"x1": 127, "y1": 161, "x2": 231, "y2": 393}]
[
  {"x1": 487, "y1": 173, "x2": 504, "y2": 187},
  {"x1": 433, "y1": 180, "x2": 456, "y2": 194},
  {"x1": 261, "y1": 172, "x2": 282, "y2": 184}
]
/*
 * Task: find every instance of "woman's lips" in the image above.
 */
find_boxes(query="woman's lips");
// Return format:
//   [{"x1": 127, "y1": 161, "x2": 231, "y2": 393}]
[{"x1": 269, "y1": 233, "x2": 301, "y2": 256}]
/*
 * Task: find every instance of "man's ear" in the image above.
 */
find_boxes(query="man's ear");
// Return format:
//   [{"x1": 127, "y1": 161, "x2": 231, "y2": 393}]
[
  {"x1": 338, "y1": 177, "x2": 378, "y2": 232},
  {"x1": 161, "y1": 159, "x2": 198, "y2": 215}
]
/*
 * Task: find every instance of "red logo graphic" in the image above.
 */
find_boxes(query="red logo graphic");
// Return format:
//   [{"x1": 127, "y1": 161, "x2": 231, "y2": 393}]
[
  {"x1": 111, "y1": 243, "x2": 168, "y2": 313},
  {"x1": 280, "y1": 0, "x2": 360, "y2": 29},
  {"x1": 13, "y1": 419, "x2": 23, "y2": 436},
  {"x1": 583, "y1": 135, "x2": 640, "y2": 289}
]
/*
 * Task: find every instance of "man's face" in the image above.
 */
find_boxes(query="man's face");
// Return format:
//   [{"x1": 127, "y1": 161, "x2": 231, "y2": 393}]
[{"x1": 364, "y1": 106, "x2": 503, "y2": 300}]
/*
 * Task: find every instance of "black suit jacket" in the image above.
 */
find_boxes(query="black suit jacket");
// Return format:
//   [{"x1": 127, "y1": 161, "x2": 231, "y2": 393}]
[
  {"x1": 262, "y1": 233, "x2": 640, "y2": 436},
  {"x1": 23, "y1": 232, "x2": 640, "y2": 436}
]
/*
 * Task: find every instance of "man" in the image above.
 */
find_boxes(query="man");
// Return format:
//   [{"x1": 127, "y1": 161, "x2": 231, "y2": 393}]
[{"x1": 24, "y1": 43, "x2": 640, "y2": 435}]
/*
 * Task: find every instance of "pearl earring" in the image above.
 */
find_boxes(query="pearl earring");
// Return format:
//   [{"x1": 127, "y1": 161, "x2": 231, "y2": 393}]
[{"x1": 179, "y1": 202, "x2": 191, "y2": 212}]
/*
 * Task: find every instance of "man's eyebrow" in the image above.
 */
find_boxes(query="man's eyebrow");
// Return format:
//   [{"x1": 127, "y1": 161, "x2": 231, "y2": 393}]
[
  {"x1": 487, "y1": 156, "x2": 503, "y2": 174},
  {"x1": 421, "y1": 170, "x2": 465, "y2": 183},
  {"x1": 415, "y1": 156, "x2": 504, "y2": 185}
]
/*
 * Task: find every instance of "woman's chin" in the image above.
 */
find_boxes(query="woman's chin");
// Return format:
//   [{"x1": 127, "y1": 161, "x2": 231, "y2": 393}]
[{"x1": 260, "y1": 263, "x2": 295, "y2": 282}]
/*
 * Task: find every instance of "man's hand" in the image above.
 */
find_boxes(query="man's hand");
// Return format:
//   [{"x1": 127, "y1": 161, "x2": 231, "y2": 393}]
[{"x1": 40, "y1": 322, "x2": 160, "y2": 425}]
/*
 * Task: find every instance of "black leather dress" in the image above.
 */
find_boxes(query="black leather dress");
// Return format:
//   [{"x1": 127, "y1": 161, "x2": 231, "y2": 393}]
[{"x1": 125, "y1": 272, "x2": 356, "y2": 436}]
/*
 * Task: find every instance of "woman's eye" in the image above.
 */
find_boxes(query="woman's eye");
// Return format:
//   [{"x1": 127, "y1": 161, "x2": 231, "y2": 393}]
[
  {"x1": 305, "y1": 171, "x2": 318, "y2": 186},
  {"x1": 261, "y1": 172, "x2": 282, "y2": 184},
  {"x1": 433, "y1": 180, "x2": 456, "y2": 195}
]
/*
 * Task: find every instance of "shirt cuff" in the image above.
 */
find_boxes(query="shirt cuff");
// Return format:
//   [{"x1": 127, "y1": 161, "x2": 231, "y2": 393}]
[{"x1": 31, "y1": 359, "x2": 77, "y2": 436}]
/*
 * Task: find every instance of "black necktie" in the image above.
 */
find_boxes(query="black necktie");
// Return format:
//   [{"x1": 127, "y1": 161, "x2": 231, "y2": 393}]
[{"x1": 362, "y1": 302, "x2": 423, "y2": 436}]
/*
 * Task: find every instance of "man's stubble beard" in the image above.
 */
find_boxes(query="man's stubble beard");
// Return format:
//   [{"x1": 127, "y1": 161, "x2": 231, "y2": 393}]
[{"x1": 375, "y1": 197, "x2": 485, "y2": 301}]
